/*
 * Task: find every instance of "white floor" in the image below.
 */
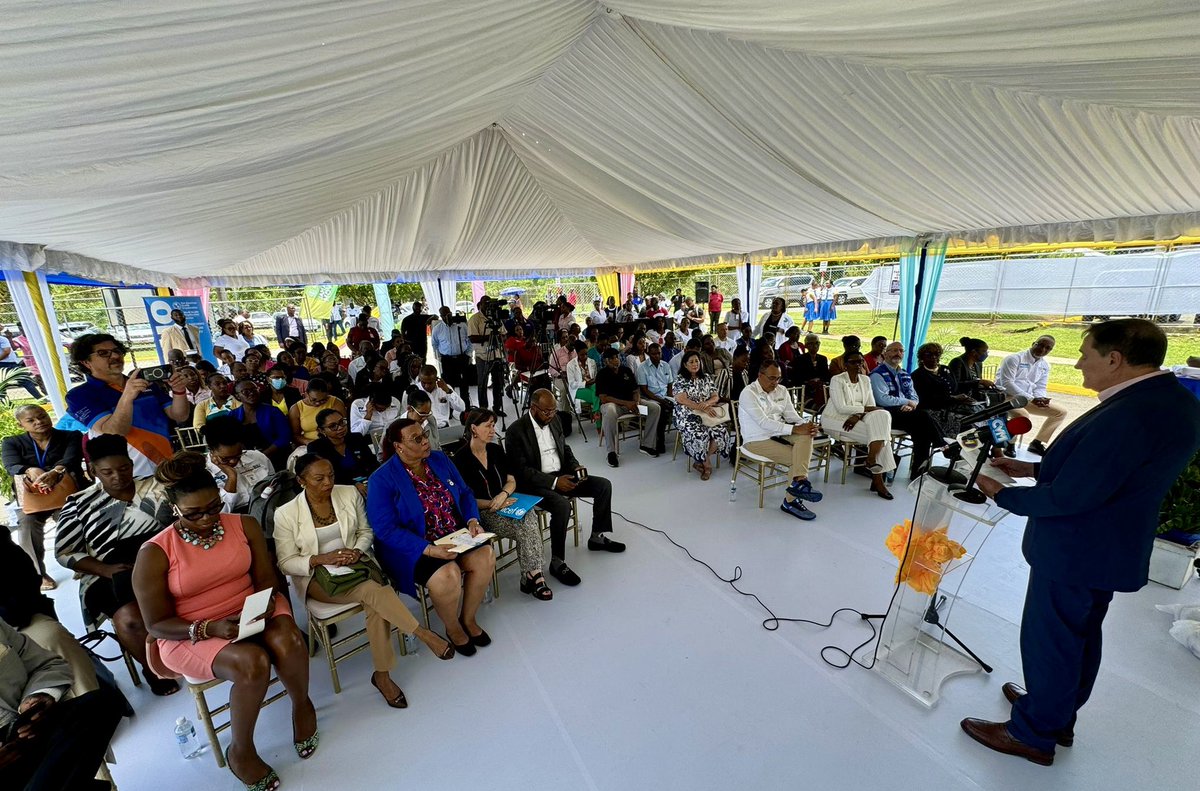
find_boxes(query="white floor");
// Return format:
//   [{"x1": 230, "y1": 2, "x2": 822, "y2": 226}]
[{"x1": 44, "y1": 422, "x2": 1199, "y2": 791}]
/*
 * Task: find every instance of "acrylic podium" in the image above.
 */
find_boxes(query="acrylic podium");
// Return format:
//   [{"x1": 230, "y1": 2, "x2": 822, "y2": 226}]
[{"x1": 873, "y1": 473, "x2": 1010, "y2": 707}]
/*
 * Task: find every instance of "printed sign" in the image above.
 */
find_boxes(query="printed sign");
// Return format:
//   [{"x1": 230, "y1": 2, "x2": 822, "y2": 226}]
[{"x1": 144, "y1": 296, "x2": 215, "y2": 364}]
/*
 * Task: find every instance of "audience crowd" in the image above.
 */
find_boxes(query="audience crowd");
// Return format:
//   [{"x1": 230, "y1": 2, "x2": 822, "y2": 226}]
[{"x1": 1, "y1": 289, "x2": 1087, "y2": 790}]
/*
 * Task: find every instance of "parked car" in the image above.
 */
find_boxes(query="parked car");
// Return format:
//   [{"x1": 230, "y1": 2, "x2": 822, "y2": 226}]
[
  {"x1": 57, "y1": 322, "x2": 103, "y2": 340},
  {"x1": 109, "y1": 322, "x2": 157, "y2": 345},
  {"x1": 759, "y1": 274, "x2": 814, "y2": 308},
  {"x1": 832, "y1": 276, "x2": 868, "y2": 305}
]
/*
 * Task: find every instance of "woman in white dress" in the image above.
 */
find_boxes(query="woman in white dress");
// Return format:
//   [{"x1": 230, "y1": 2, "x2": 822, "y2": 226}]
[{"x1": 824, "y1": 350, "x2": 894, "y2": 499}]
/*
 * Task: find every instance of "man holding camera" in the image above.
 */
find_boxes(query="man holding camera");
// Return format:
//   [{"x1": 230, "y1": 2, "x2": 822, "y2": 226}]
[
  {"x1": 65, "y1": 334, "x2": 191, "y2": 478},
  {"x1": 468, "y1": 296, "x2": 506, "y2": 415},
  {"x1": 506, "y1": 389, "x2": 623, "y2": 587}
]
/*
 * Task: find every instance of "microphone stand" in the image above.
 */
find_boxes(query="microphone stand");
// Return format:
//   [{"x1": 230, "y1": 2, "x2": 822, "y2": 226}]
[{"x1": 951, "y1": 434, "x2": 995, "y2": 504}]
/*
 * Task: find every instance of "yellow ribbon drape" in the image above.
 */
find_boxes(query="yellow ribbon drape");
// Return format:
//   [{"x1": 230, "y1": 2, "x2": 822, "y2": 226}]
[
  {"x1": 23, "y1": 271, "x2": 69, "y2": 411},
  {"x1": 594, "y1": 272, "x2": 620, "y2": 306}
]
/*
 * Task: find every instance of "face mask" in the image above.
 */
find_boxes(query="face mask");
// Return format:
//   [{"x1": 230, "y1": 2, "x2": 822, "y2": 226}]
[
  {"x1": 978, "y1": 352, "x2": 988, "y2": 362},
  {"x1": 269, "y1": 378, "x2": 286, "y2": 391}
]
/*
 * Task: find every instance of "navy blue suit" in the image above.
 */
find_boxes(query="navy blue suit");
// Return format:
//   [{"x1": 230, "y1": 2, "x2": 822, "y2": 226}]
[{"x1": 994, "y1": 373, "x2": 1200, "y2": 752}]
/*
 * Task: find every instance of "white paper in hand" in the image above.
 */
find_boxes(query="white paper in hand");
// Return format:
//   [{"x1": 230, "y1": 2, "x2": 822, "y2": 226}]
[{"x1": 234, "y1": 588, "x2": 274, "y2": 642}]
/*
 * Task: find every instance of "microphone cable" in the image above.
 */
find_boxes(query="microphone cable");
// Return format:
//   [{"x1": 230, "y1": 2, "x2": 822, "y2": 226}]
[{"x1": 607, "y1": 476, "x2": 925, "y2": 671}]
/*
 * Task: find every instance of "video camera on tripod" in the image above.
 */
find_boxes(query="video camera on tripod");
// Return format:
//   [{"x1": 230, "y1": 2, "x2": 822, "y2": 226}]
[{"x1": 482, "y1": 298, "x2": 510, "y2": 330}]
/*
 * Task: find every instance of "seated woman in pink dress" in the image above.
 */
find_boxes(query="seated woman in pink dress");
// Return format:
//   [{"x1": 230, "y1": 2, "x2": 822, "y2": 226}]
[{"x1": 133, "y1": 453, "x2": 315, "y2": 791}]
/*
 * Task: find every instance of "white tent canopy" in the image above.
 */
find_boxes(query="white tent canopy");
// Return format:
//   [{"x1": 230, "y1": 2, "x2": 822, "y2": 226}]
[{"x1": 2, "y1": 1, "x2": 1199, "y2": 286}]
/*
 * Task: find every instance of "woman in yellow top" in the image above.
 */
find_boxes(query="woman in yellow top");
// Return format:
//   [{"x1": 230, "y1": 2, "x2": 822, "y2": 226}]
[
  {"x1": 289, "y1": 377, "x2": 345, "y2": 446},
  {"x1": 267, "y1": 367, "x2": 301, "y2": 416}
]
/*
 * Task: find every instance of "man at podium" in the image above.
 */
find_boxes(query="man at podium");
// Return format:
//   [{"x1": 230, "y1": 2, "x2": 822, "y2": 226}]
[{"x1": 963, "y1": 319, "x2": 1200, "y2": 766}]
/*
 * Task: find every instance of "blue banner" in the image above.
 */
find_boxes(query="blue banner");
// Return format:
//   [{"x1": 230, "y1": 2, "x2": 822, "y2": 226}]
[
  {"x1": 373, "y1": 283, "x2": 394, "y2": 336},
  {"x1": 144, "y1": 296, "x2": 215, "y2": 364}
]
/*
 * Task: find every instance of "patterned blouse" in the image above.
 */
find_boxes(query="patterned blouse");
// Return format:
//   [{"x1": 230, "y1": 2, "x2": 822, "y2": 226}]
[{"x1": 407, "y1": 462, "x2": 461, "y2": 541}]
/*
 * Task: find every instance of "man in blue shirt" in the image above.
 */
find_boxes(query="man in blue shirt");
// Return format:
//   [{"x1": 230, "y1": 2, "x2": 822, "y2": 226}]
[
  {"x1": 636, "y1": 343, "x2": 674, "y2": 454},
  {"x1": 869, "y1": 342, "x2": 946, "y2": 477},
  {"x1": 430, "y1": 306, "x2": 473, "y2": 407}
]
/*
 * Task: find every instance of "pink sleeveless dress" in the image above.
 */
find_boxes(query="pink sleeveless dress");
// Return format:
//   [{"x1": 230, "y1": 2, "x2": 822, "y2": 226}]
[{"x1": 147, "y1": 513, "x2": 291, "y2": 681}]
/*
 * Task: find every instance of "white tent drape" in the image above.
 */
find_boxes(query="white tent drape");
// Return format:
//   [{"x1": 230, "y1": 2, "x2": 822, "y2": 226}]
[
  {"x1": 738, "y1": 260, "x2": 763, "y2": 330},
  {"x1": 2, "y1": 269, "x2": 72, "y2": 420},
  {"x1": 419, "y1": 277, "x2": 458, "y2": 313}
]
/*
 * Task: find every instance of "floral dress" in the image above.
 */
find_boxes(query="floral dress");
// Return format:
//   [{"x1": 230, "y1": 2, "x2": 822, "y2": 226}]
[{"x1": 673, "y1": 374, "x2": 736, "y2": 462}]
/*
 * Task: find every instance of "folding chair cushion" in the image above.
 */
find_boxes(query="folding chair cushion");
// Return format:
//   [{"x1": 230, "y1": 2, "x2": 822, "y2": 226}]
[{"x1": 306, "y1": 598, "x2": 360, "y2": 620}]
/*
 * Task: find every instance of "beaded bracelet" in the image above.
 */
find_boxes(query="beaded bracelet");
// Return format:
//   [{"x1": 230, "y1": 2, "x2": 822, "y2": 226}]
[{"x1": 197, "y1": 619, "x2": 210, "y2": 641}]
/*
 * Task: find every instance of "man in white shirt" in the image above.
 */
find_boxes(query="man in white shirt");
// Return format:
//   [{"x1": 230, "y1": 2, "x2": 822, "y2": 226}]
[
  {"x1": 274, "y1": 304, "x2": 308, "y2": 350},
  {"x1": 737, "y1": 360, "x2": 824, "y2": 520},
  {"x1": 714, "y1": 322, "x2": 738, "y2": 355},
  {"x1": 588, "y1": 299, "x2": 607, "y2": 327},
  {"x1": 994, "y1": 335, "x2": 1067, "y2": 454},
  {"x1": 416, "y1": 365, "x2": 466, "y2": 428},
  {"x1": 724, "y1": 298, "x2": 750, "y2": 344},
  {"x1": 350, "y1": 389, "x2": 404, "y2": 436},
  {"x1": 347, "y1": 340, "x2": 379, "y2": 382},
  {"x1": 361, "y1": 305, "x2": 383, "y2": 333}
]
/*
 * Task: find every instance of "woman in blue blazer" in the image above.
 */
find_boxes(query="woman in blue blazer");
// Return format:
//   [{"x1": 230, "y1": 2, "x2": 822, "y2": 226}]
[{"x1": 366, "y1": 418, "x2": 496, "y2": 656}]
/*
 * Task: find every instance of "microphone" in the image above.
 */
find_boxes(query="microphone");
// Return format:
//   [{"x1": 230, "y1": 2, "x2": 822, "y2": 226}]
[
  {"x1": 1005, "y1": 416, "x2": 1033, "y2": 439},
  {"x1": 929, "y1": 416, "x2": 1035, "y2": 487},
  {"x1": 962, "y1": 395, "x2": 1029, "y2": 428}
]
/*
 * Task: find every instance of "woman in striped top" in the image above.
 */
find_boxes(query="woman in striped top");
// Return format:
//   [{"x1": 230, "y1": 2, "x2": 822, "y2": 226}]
[{"x1": 55, "y1": 433, "x2": 179, "y2": 695}]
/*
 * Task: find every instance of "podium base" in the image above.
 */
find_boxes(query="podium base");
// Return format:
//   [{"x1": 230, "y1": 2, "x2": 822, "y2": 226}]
[{"x1": 875, "y1": 630, "x2": 983, "y2": 708}]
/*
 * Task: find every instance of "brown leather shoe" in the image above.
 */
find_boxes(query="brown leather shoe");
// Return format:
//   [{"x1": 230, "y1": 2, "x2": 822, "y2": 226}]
[
  {"x1": 1001, "y1": 683, "x2": 1074, "y2": 747},
  {"x1": 960, "y1": 718, "x2": 1054, "y2": 766}
]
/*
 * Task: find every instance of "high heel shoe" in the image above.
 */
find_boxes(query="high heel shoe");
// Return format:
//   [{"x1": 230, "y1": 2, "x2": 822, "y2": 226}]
[
  {"x1": 293, "y1": 730, "x2": 319, "y2": 759},
  {"x1": 225, "y1": 748, "x2": 280, "y2": 791},
  {"x1": 449, "y1": 631, "x2": 476, "y2": 656},
  {"x1": 371, "y1": 674, "x2": 408, "y2": 709},
  {"x1": 870, "y1": 480, "x2": 894, "y2": 500}
]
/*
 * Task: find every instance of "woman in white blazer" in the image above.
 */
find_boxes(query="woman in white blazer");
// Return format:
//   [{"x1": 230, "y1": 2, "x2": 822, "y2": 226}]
[
  {"x1": 824, "y1": 350, "x2": 895, "y2": 499},
  {"x1": 274, "y1": 454, "x2": 453, "y2": 708}
]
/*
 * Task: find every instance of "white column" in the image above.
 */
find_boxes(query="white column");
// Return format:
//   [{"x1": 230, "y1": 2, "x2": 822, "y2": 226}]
[{"x1": 2, "y1": 269, "x2": 73, "y2": 419}]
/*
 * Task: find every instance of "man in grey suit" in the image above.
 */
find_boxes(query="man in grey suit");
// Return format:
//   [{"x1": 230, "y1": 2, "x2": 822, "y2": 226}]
[
  {"x1": 505, "y1": 389, "x2": 624, "y2": 587},
  {"x1": 0, "y1": 617, "x2": 123, "y2": 790}
]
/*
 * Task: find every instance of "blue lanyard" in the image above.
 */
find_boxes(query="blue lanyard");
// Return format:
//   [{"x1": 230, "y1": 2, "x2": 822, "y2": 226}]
[{"x1": 32, "y1": 439, "x2": 49, "y2": 470}]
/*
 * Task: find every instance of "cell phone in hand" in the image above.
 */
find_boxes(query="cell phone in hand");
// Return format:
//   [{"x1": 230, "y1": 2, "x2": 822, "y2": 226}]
[
  {"x1": 141, "y1": 364, "x2": 174, "y2": 383},
  {"x1": 574, "y1": 467, "x2": 588, "y2": 481}
]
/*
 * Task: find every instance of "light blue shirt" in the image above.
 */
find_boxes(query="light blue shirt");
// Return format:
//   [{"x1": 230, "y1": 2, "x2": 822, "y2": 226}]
[
  {"x1": 637, "y1": 359, "x2": 675, "y2": 397},
  {"x1": 869, "y1": 364, "x2": 918, "y2": 407},
  {"x1": 431, "y1": 320, "x2": 472, "y2": 357}
]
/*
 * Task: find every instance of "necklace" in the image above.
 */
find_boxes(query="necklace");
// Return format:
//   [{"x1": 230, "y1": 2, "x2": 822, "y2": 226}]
[
  {"x1": 308, "y1": 497, "x2": 338, "y2": 527},
  {"x1": 176, "y1": 523, "x2": 225, "y2": 550}
]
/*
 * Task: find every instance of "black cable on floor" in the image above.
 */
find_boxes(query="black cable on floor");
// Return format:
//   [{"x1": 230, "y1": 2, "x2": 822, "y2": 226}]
[{"x1": 607, "y1": 474, "x2": 925, "y2": 671}]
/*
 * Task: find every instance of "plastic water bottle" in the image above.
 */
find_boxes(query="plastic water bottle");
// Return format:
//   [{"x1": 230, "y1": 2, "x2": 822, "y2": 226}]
[
  {"x1": 728, "y1": 482, "x2": 737, "y2": 502},
  {"x1": 175, "y1": 716, "x2": 203, "y2": 759},
  {"x1": 402, "y1": 632, "x2": 420, "y2": 654}
]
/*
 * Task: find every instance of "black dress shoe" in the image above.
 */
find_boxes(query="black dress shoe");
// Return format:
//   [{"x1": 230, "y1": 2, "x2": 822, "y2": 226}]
[
  {"x1": 607, "y1": 452, "x2": 619, "y2": 468},
  {"x1": 549, "y1": 562, "x2": 581, "y2": 586},
  {"x1": 587, "y1": 535, "x2": 626, "y2": 553},
  {"x1": 1028, "y1": 440, "x2": 1047, "y2": 456},
  {"x1": 960, "y1": 718, "x2": 1053, "y2": 766},
  {"x1": 461, "y1": 620, "x2": 491, "y2": 647},
  {"x1": 638, "y1": 446, "x2": 659, "y2": 457},
  {"x1": 449, "y1": 634, "x2": 476, "y2": 657},
  {"x1": 1001, "y1": 683, "x2": 1074, "y2": 746},
  {"x1": 1004, "y1": 444, "x2": 1017, "y2": 458}
]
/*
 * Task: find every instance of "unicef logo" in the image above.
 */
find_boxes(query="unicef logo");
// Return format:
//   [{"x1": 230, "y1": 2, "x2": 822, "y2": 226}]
[{"x1": 148, "y1": 300, "x2": 175, "y2": 324}]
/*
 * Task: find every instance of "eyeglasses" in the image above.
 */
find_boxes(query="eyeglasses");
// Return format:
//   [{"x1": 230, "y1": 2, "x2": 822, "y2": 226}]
[
  {"x1": 214, "y1": 452, "x2": 243, "y2": 466},
  {"x1": 410, "y1": 408, "x2": 432, "y2": 418},
  {"x1": 91, "y1": 347, "x2": 126, "y2": 359},
  {"x1": 404, "y1": 430, "x2": 431, "y2": 442},
  {"x1": 322, "y1": 420, "x2": 348, "y2": 431},
  {"x1": 763, "y1": 374, "x2": 783, "y2": 382},
  {"x1": 179, "y1": 500, "x2": 223, "y2": 521}
]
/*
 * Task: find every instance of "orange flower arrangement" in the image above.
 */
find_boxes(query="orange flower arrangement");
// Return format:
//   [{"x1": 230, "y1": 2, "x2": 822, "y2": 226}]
[{"x1": 885, "y1": 520, "x2": 967, "y2": 595}]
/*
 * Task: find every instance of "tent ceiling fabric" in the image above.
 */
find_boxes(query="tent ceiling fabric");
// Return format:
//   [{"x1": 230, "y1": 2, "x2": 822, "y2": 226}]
[{"x1": 1, "y1": 1, "x2": 1199, "y2": 286}]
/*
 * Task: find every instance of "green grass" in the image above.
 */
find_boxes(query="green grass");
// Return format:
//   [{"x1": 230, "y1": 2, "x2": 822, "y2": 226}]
[{"x1": 788, "y1": 311, "x2": 1200, "y2": 391}]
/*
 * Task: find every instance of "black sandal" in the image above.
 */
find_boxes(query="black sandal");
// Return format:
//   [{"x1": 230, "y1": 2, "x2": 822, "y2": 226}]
[
  {"x1": 520, "y1": 572, "x2": 554, "y2": 601},
  {"x1": 144, "y1": 668, "x2": 180, "y2": 696}
]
